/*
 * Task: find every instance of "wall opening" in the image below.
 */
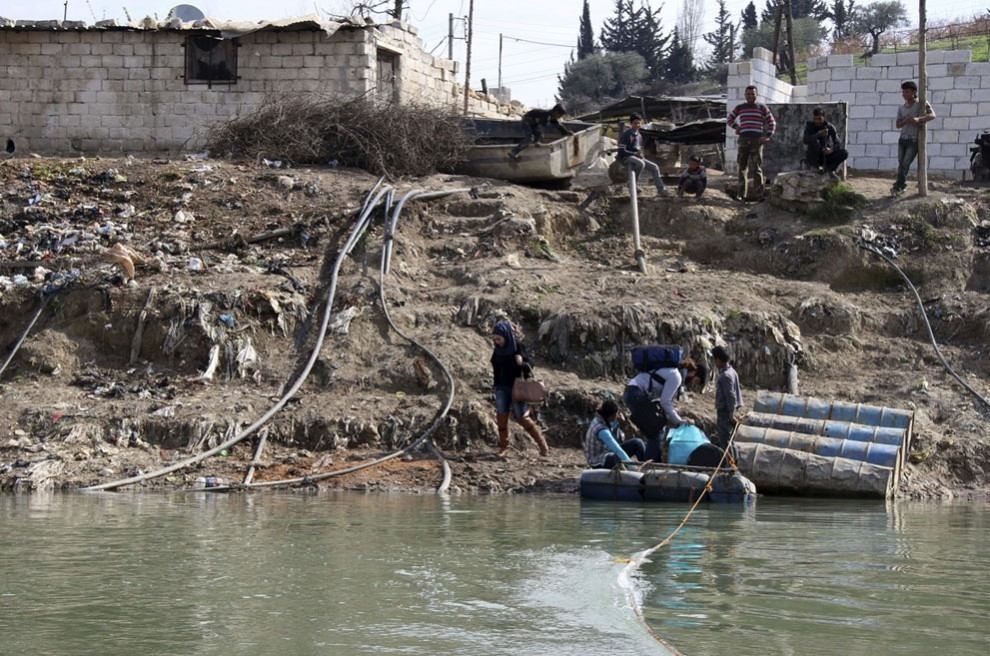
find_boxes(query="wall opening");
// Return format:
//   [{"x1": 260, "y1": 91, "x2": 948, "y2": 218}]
[
  {"x1": 376, "y1": 49, "x2": 399, "y2": 103},
  {"x1": 184, "y1": 35, "x2": 239, "y2": 88}
]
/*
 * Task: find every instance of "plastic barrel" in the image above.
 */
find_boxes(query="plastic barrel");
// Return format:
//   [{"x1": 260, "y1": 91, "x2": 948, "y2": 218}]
[
  {"x1": 579, "y1": 469, "x2": 644, "y2": 502},
  {"x1": 736, "y1": 425, "x2": 901, "y2": 468},
  {"x1": 708, "y1": 471, "x2": 758, "y2": 503},
  {"x1": 745, "y1": 412, "x2": 906, "y2": 447},
  {"x1": 734, "y1": 442, "x2": 894, "y2": 498},
  {"x1": 641, "y1": 469, "x2": 709, "y2": 502},
  {"x1": 754, "y1": 392, "x2": 913, "y2": 429}
]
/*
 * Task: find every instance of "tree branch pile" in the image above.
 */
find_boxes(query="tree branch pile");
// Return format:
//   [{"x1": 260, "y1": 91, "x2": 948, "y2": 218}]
[{"x1": 206, "y1": 95, "x2": 471, "y2": 178}]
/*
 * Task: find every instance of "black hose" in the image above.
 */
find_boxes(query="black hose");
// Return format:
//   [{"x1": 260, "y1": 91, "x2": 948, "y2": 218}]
[
  {"x1": 0, "y1": 294, "x2": 51, "y2": 380},
  {"x1": 859, "y1": 241, "x2": 990, "y2": 411},
  {"x1": 83, "y1": 182, "x2": 392, "y2": 492}
]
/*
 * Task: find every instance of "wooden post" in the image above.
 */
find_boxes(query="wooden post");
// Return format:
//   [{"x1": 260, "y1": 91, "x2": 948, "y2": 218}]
[
  {"x1": 771, "y1": 2, "x2": 783, "y2": 69},
  {"x1": 918, "y1": 0, "x2": 928, "y2": 196},
  {"x1": 784, "y1": 0, "x2": 798, "y2": 85},
  {"x1": 463, "y1": 0, "x2": 474, "y2": 115},
  {"x1": 497, "y1": 33, "x2": 503, "y2": 91}
]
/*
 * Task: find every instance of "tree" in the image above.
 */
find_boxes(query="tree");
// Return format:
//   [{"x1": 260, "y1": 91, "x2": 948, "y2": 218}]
[
  {"x1": 577, "y1": 0, "x2": 596, "y2": 60},
  {"x1": 742, "y1": 16, "x2": 826, "y2": 58},
  {"x1": 792, "y1": 0, "x2": 829, "y2": 19},
  {"x1": 677, "y1": 0, "x2": 705, "y2": 62},
  {"x1": 827, "y1": 0, "x2": 856, "y2": 41},
  {"x1": 667, "y1": 27, "x2": 695, "y2": 84},
  {"x1": 851, "y1": 0, "x2": 907, "y2": 55},
  {"x1": 600, "y1": 0, "x2": 670, "y2": 83},
  {"x1": 741, "y1": 2, "x2": 759, "y2": 30},
  {"x1": 557, "y1": 51, "x2": 649, "y2": 114},
  {"x1": 704, "y1": 0, "x2": 738, "y2": 78}
]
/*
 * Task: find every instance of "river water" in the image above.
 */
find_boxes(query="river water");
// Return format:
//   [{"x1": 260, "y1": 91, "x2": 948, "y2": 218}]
[{"x1": 1, "y1": 492, "x2": 987, "y2": 655}]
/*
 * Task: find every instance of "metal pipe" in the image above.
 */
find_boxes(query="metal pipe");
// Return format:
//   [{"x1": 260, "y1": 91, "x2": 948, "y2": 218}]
[{"x1": 628, "y1": 168, "x2": 646, "y2": 273}]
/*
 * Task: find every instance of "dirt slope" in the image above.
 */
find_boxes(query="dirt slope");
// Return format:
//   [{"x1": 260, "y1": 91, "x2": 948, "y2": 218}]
[{"x1": 0, "y1": 156, "x2": 987, "y2": 498}]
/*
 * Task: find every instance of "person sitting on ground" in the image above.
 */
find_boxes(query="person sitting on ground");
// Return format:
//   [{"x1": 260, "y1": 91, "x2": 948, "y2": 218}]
[
  {"x1": 509, "y1": 103, "x2": 574, "y2": 160},
  {"x1": 712, "y1": 345, "x2": 743, "y2": 451},
  {"x1": 622, "y1": 357, "x2": 707, "y2": 461},
  {"x1": 803, "y1": 107, "x2": 848, "y2": 179},
  {"x1": 583, "y1": 400, "x2": 647, "y2": 469},
  {"x1": 490, "y1": 319, "x2": 549, "y2": 457},
  {"x1": 617, "y1": 113, "x2": 670, "y2": 197},
  {"x1": 677, "y1": 156, "x2": 707, "y2": 198}
]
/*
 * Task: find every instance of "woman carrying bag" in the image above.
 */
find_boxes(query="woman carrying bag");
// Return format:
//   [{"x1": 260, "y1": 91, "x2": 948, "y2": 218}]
[{"x1": 490, "y1": 320, "x2": 549, "y2": 458}]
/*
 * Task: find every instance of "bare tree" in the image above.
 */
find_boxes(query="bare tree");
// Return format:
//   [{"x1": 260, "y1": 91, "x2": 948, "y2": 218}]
[
  {"x1": 677, "y1": 0, "x2": 705, "y2": 59},
  {"x1": 330, "y1": 0, "x2": 406, "y2": 20}
]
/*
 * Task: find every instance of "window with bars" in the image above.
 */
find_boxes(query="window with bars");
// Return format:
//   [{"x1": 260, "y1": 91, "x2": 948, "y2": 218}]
[{"x1": 184, "y1": 35, "x2": 238, "y2": 87}]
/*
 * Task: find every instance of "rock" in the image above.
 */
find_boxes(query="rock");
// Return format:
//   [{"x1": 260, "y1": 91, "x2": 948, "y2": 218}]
[
  {"x1": 768, "y1": 170, "x2": 838, "y2": 210},
  {"x1": 795, "y1": 297, "x2": 862, "y2": 336},
  {"x1": 277, "y1": 176, "x2": 296, "y2": 190}
]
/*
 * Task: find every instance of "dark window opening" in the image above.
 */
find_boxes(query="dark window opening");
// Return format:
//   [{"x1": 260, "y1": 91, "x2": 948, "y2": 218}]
[
  {"x1": 376, "y1": 49, "x2": 399, "y2": 103},
  {"x1": 184, "y1": 35, "x2": 238, "y2": 87}
]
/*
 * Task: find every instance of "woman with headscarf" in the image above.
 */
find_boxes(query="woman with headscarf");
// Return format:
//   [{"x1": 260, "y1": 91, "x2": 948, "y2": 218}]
[{"x1": 490, "y1": 320, "x2": 549, "y2": 458}]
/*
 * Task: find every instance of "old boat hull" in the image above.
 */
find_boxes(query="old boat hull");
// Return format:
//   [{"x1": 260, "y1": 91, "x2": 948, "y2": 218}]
[
  {"x1": 457, "y1": 119, "x2": 603, "y2": 182},
  {"x1": 579, "y1": 466, "x2": 757, "y2": 503}
]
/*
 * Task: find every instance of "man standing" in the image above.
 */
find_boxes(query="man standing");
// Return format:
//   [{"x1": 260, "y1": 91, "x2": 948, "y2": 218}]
[
  {"x1": 803, "y1": 107, "x2": 848, "y2": 178},
  {"x1": 892, "y1": 80, "x2": 936, "y2": 196},
  {"x1": 727, "y1": 85, "x2": 776, "y2": 201},
  {"x1": 617, "y1": 113, "x2": 670, "y2": 196},
  {"x1": 509, "y1": 103, "x2": 574, "y2": 160},
  {"x1": 712, "y1": 346, "x2": 743, "y2": 451}
]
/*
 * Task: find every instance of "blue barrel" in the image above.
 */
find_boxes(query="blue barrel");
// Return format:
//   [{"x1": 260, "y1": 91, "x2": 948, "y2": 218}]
[
  {"x1": 708, "y1": 471, "x2": 758, "y2": 503},
  {"x1": 822, "y1": 421, "x2": 905, "y2": 446},
  {"x1": 754, "y1": 392, "x2": 913, "y2": 429},
  {"x1": 580, "y1": 469, "x2": 644, "y2": 501},
  {"x1": 735, "y1": 425, "x2": 900, "y2": 468},
  {"x1": 641, "y1": 469, "x2": 709, "y2": 502},
  {"x1": 666, "y1": 425, "x2": 711, "y2": 465}
]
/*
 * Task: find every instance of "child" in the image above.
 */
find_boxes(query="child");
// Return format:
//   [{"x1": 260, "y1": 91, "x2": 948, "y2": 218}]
[
  {"x1": 711, "y1": 345, "x2": 743, "y2": 450},
  {"x1": 677, "y1": 156, "x2": 707, "y2": 199}
]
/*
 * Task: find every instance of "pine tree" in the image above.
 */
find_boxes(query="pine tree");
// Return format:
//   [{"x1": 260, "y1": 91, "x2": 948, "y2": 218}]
[
  {"x1": 577, "y1": 0, "x2": 596, "y2": 60},
  {"x1": 741, "y1": 2, "x2": 758, "y2": 30},
  {"x1": 600, "y1": 1, "x2": 669, "y2": 84},
  {"x1": 704, "y1": 0, "x2": 737, "y2": 69},
  {"x1": 666, "y1": 27, "x2": 694, "y2": 84},
  {"x1": 828, "y1": 0, "x2": 855, "y2": 41}
]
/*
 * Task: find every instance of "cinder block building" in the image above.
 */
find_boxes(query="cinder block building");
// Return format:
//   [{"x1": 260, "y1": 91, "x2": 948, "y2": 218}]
[{"x1": 0, "y1": 15, "x2": 515, "y2": 154}]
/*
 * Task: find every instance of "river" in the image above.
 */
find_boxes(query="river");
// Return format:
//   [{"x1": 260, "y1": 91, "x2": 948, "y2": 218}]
[{"x1": 1, "y1": 492, "x2": 987, "y2": 655}]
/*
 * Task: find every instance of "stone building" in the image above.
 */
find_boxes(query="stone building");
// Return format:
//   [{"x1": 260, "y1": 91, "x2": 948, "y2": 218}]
[
  {"x1": 728, "y1": 46, "x2": 987, "y2": 179},
  {"x1": 0, "y1": 15, "x2": 515, "y2": 154}
]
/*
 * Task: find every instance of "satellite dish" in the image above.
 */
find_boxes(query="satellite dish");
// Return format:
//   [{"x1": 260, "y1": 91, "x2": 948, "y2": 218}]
[{"x1": 167, "y1": 4, "x2": 206, "y2": 22}]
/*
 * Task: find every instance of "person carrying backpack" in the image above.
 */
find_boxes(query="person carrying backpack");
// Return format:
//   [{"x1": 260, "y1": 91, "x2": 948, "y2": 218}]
[
  {"x1": 583, "y1": 400, "x2": 647, "y2": 469},
  {"x1": 622, "y1": 346, "x2": 706, "y2": 461},
  {"x1": 490, "y1": 320, "x2": 549, "y2": 458}
]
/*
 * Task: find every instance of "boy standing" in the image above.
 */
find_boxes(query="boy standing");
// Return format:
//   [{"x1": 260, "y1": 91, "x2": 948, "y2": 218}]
[
  {"x1": 892, "y1": 81, "x2": 936, "y2": 196},
  {"x1": 712, "y1": 346, "x2": 743, "y2": 450}
]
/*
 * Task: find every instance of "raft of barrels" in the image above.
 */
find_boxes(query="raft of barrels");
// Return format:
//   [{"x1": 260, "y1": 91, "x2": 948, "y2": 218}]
[{"x1": 733, "y1": 392, "x2": 914, "y2": 499}]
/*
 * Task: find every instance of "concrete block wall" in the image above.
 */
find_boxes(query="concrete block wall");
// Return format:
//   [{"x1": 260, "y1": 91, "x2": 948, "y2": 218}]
[
  {"x1": 803, "y1": 49, "x2": 984, "y2": 177},
  {"x1": 724, "y1": 47, "x2": 808, "y2": 174},
  {"x1": 0, "y1": 23, "x2": 511, "y2": 154}
]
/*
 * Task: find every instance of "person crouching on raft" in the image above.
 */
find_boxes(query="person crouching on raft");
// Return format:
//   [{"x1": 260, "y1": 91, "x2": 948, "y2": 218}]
[
  {"x1": 584, "y1": 399, "x2": 647, "y2": 469},
  {"x1": 490, "y1": 320, "x2": 549, "y2": 458}
]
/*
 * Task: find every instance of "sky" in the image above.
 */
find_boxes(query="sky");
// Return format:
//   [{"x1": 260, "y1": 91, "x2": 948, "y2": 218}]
[{"x1": 3, "y1": 1, "x2": 985, "y2": 107}]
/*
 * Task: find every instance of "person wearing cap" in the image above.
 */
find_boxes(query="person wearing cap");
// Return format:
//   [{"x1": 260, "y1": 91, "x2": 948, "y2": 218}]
[
  {"x1": 508, "y1": 103, "x2": 574, "y2": 160},
  {"x1": 712, "y1": 345, "x2": 743, "y2": 450},
  {"x1": 892, "y1": 80, "x2": 936, "y2": 196},
  {"x1": 583, "y1": 399, "x2": 647, "y2": 469},
  {"x1": 617, "y1": 113, "x2": 670, "y2": 196},
  {"x1": 677, "y1": 155, "x2": 707, "y2": 198}
]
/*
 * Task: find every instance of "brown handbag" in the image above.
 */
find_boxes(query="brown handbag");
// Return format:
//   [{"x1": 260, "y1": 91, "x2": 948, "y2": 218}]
[{"x1": 512, "y1": 377, "x2": 547, "y2": 404}]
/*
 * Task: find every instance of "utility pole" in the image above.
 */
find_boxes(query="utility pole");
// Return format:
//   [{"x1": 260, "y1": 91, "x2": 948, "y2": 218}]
[
  {"x1": 463, "y1": 0, "x2": 474, "y2": 115},
  {"x1": 63, "y1": 1, "x2": 69, "y2": 21},
  {"x1": 771, "y1": 2, "x2": 783, "y2": 69},
  {"x1": 498, "y1": 33, "x2": 503, "y2": 92},
  {"x1": 784, "y1": 0, "x2": 797, "y2": 85},
  {"x1": 448, "y1": 13, "x2": 454, "y2": 60},
  {"x1": 918, "y1": 0, "x2": 928, "y2": 195}
]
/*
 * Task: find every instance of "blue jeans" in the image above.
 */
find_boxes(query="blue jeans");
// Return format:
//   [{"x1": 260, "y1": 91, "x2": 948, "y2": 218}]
[
  {"x1": 894, "y1": 138, "x2": 919, "y2": 190},
  {"x1": 494, "y1": 385, "x2": 528, "y2": 419}
]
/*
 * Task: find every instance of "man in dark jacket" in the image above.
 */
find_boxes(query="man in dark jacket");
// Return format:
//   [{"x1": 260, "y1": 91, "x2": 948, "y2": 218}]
[
  {"x1": 508, "y1": 103, "x2": 574, "y2": 159},
  {"x1": 804, "y1": 107, "x2": 848, "y2": 177},
  {"x1": 617, "y1": 113, "x2": 669, "y2": 196}
]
